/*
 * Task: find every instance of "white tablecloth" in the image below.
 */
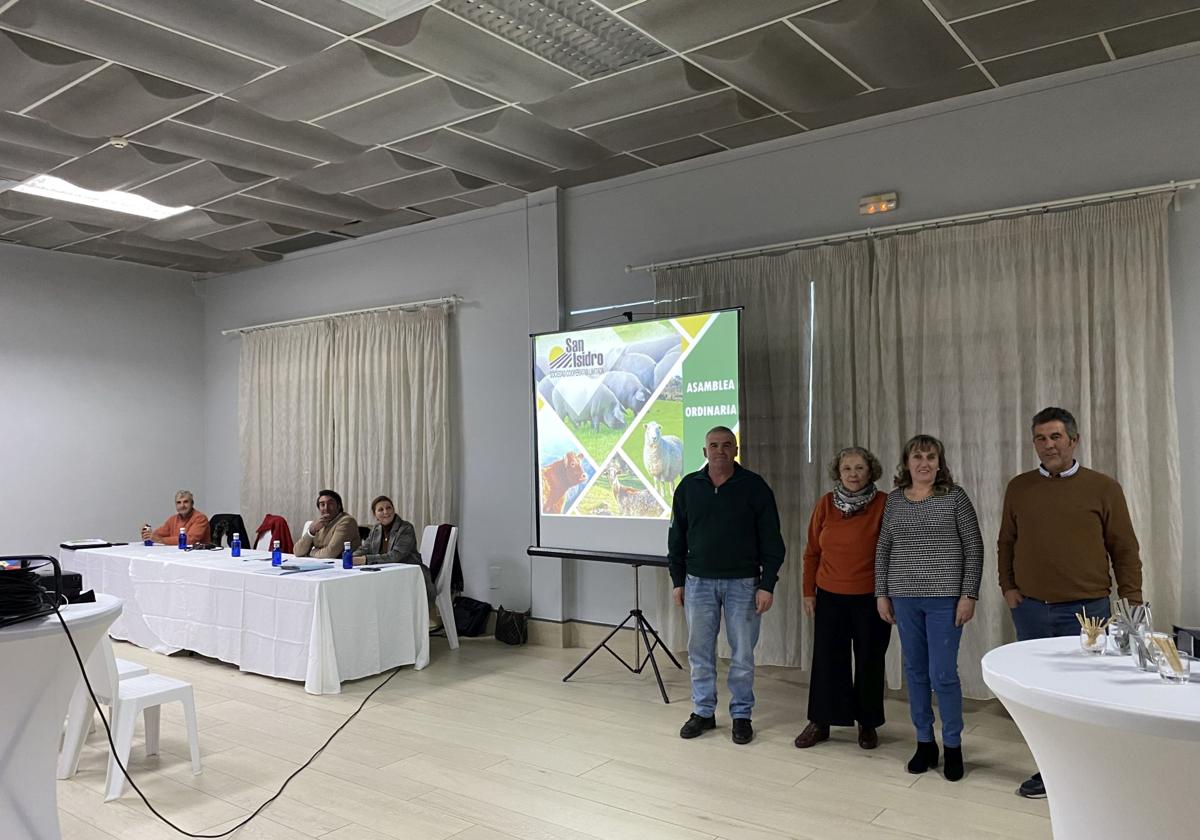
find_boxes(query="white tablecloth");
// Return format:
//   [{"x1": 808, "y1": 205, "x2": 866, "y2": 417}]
[
  {"x1": 982, "y1": 637, "x2": 1200, "y2": 840},
  {"x1": 1, "y1": 595, "x2": 122, "y2": 840},
  {"x1": 60, "y1": 545, "x2": 429, "y2": 694}
]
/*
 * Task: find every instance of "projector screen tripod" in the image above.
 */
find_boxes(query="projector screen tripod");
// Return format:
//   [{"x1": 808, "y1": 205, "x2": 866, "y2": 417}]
[{"x1": 561, "y1": 562, "x2": 682, "y2": 703}]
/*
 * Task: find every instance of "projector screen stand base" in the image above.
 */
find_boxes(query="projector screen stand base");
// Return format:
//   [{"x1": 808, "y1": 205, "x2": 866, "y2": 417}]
[{"x1": 561, "y1": 564, "x2": 682, "y2": 703}]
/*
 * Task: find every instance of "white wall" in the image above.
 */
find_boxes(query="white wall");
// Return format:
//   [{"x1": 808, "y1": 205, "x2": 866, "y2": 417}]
[
  {"x1": 202, "y1": 199, "x2": 557, "y2": 610},
  {"x1": 560, "y1": 46, "x2": 1200, "y2": 627},
  {"x1": 0, "y1": 243, "x2": 205, "y2": 557}
]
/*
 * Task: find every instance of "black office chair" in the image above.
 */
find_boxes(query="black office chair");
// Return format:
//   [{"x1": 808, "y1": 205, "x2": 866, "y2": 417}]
[
  {"x1": 210, "y1": 514, "x2": 250, "y2": 548},
  {"x1": 358, "y1": 526, "x2": 371, "y2": 543}
]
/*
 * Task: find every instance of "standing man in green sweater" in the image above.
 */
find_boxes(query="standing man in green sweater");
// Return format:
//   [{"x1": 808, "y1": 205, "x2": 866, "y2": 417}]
[
  {"x1": 669, "y1": 426, "x2": 786, "y2": 745},
  {"x1": 998, "y1": 406, "x2": 1142, "y2": 799}
]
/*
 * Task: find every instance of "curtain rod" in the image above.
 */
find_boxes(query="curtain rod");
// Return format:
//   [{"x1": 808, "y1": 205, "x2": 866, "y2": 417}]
[
  {"x1": 625, "y1": 178, "x2": 1200, "y2": 274},
  {"x1": 221, "y1": 295, "x2": 462, "y2": 336}
]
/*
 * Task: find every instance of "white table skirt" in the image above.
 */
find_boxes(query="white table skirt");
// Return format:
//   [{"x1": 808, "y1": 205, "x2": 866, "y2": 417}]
[
  {"x1": 982, "y1": 637, "x2": 1200, "y2": 840},
  {"x1": 60, "y1": 545, "x2": 429, "y2": 694},
  {"x1": 1, "y1": 595, "x2": 122, "y2": 840}
]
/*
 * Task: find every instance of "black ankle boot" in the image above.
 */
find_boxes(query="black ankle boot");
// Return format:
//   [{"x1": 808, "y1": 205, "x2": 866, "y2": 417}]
[
  {"x1": 943, "y1": 746, "x2": 964, "y2": 781},
  {"x1": 907, "y1": 741, "x2": 939, "y2": 774}
]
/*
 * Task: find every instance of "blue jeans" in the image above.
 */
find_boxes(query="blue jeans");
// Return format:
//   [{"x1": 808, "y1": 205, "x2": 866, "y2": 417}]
[
  {"x1": 684, "y1": 575, "x2": 761, "y2": 719},
  {"x1": 1011, "y1": 595, "x2": 1110, "y2": 641},
  {"x1": 892, "y1": 597, "x2": 964, "y2": 748}
]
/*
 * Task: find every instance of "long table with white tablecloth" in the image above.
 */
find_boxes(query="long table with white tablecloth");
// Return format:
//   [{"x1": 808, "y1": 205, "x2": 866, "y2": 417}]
[{"x1": 59, "y1": 544, "x2": 429, "y2": 694}]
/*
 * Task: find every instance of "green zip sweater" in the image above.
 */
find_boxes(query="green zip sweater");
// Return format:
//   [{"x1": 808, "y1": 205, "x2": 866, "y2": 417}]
[{"x1": 667, "y1": 463, "x2": 786, "y2": 592}]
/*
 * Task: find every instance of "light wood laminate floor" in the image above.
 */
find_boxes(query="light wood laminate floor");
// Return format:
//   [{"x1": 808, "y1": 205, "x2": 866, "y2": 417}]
[{"x1": 58, "y1": 637, "x2": 1050, "y2": 840}]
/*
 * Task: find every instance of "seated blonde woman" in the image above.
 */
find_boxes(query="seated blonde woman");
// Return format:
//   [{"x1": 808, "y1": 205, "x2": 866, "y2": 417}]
[{"x1": 355, "y1": 495, "x2": 435, "y2": 602}]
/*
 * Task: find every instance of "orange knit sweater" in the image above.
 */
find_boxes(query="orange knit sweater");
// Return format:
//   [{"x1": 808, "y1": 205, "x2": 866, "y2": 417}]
[{"x1": 802, "y1": 492, "x2": 885, "y2": 597}]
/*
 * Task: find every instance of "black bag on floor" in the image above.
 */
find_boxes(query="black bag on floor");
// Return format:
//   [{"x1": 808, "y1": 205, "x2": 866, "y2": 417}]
[
  {"x1": 494, "y1": 605, "x2": 529, "y2": 646},
  {"x1": 452, "y1": 595, "x2": 491, "y2": 637}
]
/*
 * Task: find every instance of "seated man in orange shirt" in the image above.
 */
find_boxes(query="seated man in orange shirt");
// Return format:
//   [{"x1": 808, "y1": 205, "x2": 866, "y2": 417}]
[{"x1": 141, "y1": 489, "x2": 211, "y2": 546}]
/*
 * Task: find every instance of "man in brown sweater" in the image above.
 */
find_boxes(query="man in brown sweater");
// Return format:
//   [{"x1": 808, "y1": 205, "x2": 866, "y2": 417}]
[
  {"x1": 998, "y1": 406, "x2": 1141, "y2": 799},
  {"x1": 294, "y1": 489, "x2": 361, "y2": 559}
]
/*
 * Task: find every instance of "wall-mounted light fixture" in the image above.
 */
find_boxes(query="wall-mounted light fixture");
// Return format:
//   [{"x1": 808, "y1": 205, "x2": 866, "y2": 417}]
[{"x1": 859, "y1": 192, "x2": 898, "y2": 215}]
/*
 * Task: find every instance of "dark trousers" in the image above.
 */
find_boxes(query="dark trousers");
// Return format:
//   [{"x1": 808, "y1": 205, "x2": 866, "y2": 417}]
[
  {"x1": 1011, "y1": 595, "x2": 1111, "y2": 641},
  {"x1": 807, "y1": 588, "x2": 892, "y2": 727}
]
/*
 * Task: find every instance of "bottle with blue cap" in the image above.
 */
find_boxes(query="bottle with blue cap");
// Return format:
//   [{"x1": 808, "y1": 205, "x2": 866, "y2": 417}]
[
  {"x1": 342, "y1": 541, "x2": 353, "y2": 570},
  {"x1": 178, "y1": 528, "x2": 187, "y2": 550},
  {"x1": 231, "y1": 532, "x2": 241, "y2": 558},
  {"x1": 271, "y1": 540, "x2": 282, "y2": 566}
]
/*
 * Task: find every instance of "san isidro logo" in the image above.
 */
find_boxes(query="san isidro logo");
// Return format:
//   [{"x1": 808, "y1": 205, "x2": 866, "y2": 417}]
[{"x1": 547, "y1": 337, "x2": 605, "y2": 376}]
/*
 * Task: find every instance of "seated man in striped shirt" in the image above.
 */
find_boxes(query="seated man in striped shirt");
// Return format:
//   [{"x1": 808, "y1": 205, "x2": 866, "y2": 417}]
[{"x1": 999, "y1": 406, "x2": 1142, "y2": 799}]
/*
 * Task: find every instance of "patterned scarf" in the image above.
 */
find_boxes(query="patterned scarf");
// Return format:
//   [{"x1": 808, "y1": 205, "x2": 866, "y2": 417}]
[{"x1": 832, "y1": 482, "x2": 878, "y2": 517}]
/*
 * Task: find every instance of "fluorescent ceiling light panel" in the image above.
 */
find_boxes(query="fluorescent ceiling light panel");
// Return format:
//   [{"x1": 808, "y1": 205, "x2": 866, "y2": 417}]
[
  {"x1": 12, "y1": 175, "x2": 193, "y2": 219},
  {"x1": 338, "y1": 0, "x2": 441, "y2": 20}
]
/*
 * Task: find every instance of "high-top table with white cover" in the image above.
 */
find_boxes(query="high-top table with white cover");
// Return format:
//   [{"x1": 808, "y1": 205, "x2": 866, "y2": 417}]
[
  {"x1": 59, "y1": 544, "x2": 429, "y2": 694},
  {"x1": 0, "y1": 594, "x2": 122, "y2": 840},
  {"x1": 982, "y1": 637, "x2": 1200, "y2": 840}
]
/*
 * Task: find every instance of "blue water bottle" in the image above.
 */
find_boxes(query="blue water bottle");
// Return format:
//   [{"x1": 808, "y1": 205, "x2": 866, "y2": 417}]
[
  {"x1": 342, "y1": 541, "x2": 353, "y2": 570},
  {"x1": 271, "y1": 540, "x2": 282, "y2": 566},
  {"x1": 231, "y1": 532, "x2": 241, "y2": 557},
  {"x1": 177, "y1": 528, "x2": 187, "y2": 550}
]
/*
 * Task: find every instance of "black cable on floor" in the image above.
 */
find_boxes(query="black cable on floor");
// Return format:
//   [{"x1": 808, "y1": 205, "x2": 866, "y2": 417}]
[{"x1": 54, "y1": 606, "x2": 402, "y2": 838}]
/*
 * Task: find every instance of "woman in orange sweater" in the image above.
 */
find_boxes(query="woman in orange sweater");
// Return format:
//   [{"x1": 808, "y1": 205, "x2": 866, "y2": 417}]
[{"x1": 794, "y1": 447, "x2": 891, "y2": 751}]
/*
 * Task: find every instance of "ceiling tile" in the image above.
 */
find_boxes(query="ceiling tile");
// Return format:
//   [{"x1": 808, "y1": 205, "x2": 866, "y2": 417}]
[
  {"x1": 985, "y1": 36, "x2": 1110, "y2": 85},
  {"x1": 112, "y1": 230, "x2": 243, "y2": 260},
  {"x1": 97, "y1": 0, "x2": 340, "y2": 66},
  {"x1": 1107, "y1": 9, "x2": 1200, "y2": 58},
  {"x1": 0, "y1": 113, "x2": 101, "y2": 157},
  {"x1": 257, "y1": 231, "x2": 349, "y2": 254},
  {"x1": 952, "y1": 0, "x2": 1200, "y2": 61},
  {"x1": 198, "y1": 221, "x2": 305, "y2": 251},
  {"x1": 29, "y1": 66, "x2": 209, "y2": 138},
  {"x1": 51, "y1": 144, "x2": 195, "y2": 192},
  {"x1": 0, "y1": 0, "x2": 269, "y2": 92},
  {"x1": 132, "y1": 162, "x2": 272, "y2": 207},
  {"x1": 0, "y1": 208, "x2": 42, "y2": 234},
  {"x1": 0, "y1": 30, "x2": 104, "y2": 113},
  {"x1": 455, "y1": 109, "x2": 613, "y2": 170},
  {"x1": 791, "y1": 0, "x2": 974, "y2": 89},
  {"x1": 704, "y1": 114, "x2": 803, "y2": 148},
  {"x1": 134, "y1": 209, "x2": 250, "y2": 241},
  {"x1": 0, "y1": 138, "x2": 72, "y2": 179},
  {"x1": 245, "y1": 180, "x2": 389, "y2": 218},
  {"x1": 261, "y1": 0, "x2": 384, "y2": 35},
  {"x1": 204, "y1": 194, "x2": 352, "y2": 229},
  {"x1": 334, "y1": 208, "x2": 433, "y2": 237},
  {"x1": 622, "y1": 0, "x2": 821, "y2": 51},
  {"x1": 395, "y1": 130, "x2": 554, "y2": 183},
  {"x1": 526, "y1": 58, "x2": 724, "y2": 128},
  {"x1": 316, "y1": 77, "x2": 502, "y2": 145},
  {"x1": 692, "y1": 22, "x2": 865, "y2": 112},
  {"x1": 102, "y1": 231, "x2": 284, "y2": 272},
  {"x1": 175, "y1": 100, "x2": 366, "y2": 162},
  {"x1": 0, "y1": 190, "x2": 149, "y2": 229},
  {"x1": 579, "y1": 89, "x2": 770, "y2": 150},
  {"x1": 795, "y1": 66, "x2": 992, "y2": 129},
  {"x1": 231, "y1": 42, "x2": 427, "y2": 122},
  {"x1": 459, "y1": 183, "x2": 528, "y2": 207},
  {"x1": 4, "y1": 218, "x2": 109, "y2": 248},
  {"x1": 633, "y1": 135, "x2": 723, "y2": 165},
  {"x1": 134, "y1": 121, "x2": 320, "y2": 177},
  {"x1": 364, "y1": 7, "x2": 579, "y2": 101},
  {"x1": 288, "y1": 149, "x2": 434, "y2": 194},
  {"x1": 409, "y1": 197, "x2": 479, "y2": 217},
  {"x1": 519, "y1": 153, "x2": 652, "y2": 190},
  {"x1": 352, "y1": 167, "x2": 492, "y2": 207},
  {"x1": 928, "y1": 1, "x2": 1023, "y2": 20}
]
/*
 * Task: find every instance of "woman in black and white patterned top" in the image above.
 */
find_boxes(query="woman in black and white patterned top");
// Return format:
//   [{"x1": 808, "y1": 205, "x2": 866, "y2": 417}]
[{"x1": 875, "y1": 434, "x2": 983, "y2": 784}]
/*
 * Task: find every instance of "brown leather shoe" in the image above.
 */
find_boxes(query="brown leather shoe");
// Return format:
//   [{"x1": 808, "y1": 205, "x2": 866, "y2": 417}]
[
  {"x1": 857, "y1": 724, "x2": 879, "y2": 750},
  {"x1": 793, "y1": 721, "x2": 830, "y2": 749}
]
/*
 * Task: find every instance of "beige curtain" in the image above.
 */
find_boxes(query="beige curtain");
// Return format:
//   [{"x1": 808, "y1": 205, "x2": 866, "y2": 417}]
[
  {"x1": 328, "y1": 306, "x2": 454, "y2": 534},
  {"x1": 239, "y1": 320, "x2": 333, "y2": 534},
  {"x1": 654, "y1": 242, "x2": 873, "y2": 666},
  {"x1": 871, "y1": 194, "x2": 1180, "y2": 698},
  {"x1": 239, "y1": 304, "x2": 455, "y2": 542}
]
